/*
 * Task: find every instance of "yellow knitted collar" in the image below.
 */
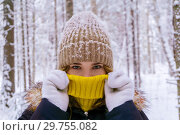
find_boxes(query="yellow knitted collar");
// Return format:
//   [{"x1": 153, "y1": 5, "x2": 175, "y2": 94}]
[{"x1": 67, "y1": 74, "x2": 108, "y2": 111}]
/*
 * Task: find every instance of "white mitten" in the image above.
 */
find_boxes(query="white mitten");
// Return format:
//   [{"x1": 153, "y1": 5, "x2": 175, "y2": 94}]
[
  {"x1": 42, "y1": 70, "x2": 69, "y2": 112},
  {"x1": 105, "y1": 70, "x2": 134, "y2": 112}
]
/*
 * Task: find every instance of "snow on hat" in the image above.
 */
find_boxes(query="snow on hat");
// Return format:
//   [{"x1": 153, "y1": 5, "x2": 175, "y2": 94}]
[{"x1": 58, "y1": 11, "x2": 113, "y2": 70}]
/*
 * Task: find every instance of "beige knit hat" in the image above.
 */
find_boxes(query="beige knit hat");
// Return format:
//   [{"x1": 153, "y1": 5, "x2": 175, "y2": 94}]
[{"x1": 58, "y1": 11, "x2": 113, "y2": 70}]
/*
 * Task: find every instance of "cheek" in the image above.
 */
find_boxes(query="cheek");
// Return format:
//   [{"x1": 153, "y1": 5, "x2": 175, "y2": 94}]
[
  {"x1": 93, "y1": 68, "x2": 106, "y2": 75},
  {"x1": 67, "y1": 68, "x2": 85, "y2": 76},
  {"x1": 67, "y1": 68, "x2": 106, "y2": 76},
  {"x1": 67, "y1": 69, "x2": 79, "y2": 75}
]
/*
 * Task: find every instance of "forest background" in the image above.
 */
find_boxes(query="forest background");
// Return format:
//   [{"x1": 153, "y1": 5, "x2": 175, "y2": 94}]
[{"x1": 0, "y1": 0, "x2": 179, "y2": 120}]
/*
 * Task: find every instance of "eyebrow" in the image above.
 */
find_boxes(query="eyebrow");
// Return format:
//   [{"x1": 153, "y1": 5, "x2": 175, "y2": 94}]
[
  {"x1": 92, "y1": 62, "x2": 103, "y2": 65},
  {"x1": 72, "y1": 63, "x2": 81, "y2": 65},
  {"x1": 72, "y1": 62, "x2": 103, "y2": 65}
]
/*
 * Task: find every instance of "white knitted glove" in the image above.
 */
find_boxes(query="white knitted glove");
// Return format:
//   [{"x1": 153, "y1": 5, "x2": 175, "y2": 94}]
[
  {"x1": 42, "y1": 70, "x2": 69, "y2": 112},
  {"x1": 105, "y1": 71, "x2": 134, "y2": 112}
]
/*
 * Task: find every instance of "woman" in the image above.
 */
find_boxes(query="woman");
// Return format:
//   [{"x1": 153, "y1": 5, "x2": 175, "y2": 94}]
[{"x1": 18, "y1": 12, "x2": 148, "y2": 120}]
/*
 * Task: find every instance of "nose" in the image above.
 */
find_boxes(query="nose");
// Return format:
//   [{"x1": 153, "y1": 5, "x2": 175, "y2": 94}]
[{"x1": 82, "y1": 71, "x2": 92, "y2": 77}]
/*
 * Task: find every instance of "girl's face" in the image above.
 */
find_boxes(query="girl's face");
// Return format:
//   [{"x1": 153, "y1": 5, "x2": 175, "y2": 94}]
[{"x1": 67, "y1": 62, "x2": 106, "y2": 77}]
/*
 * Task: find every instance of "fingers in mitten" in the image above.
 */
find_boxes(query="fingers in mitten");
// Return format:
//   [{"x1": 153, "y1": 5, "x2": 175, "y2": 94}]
[
  {"x1": 108, "y1": 74, "x2": 131, "y2": 88},
  {"x1": 107, "y1": 70, "x2": 125, "y2": 88},
  {"x1": 57, "y1": 87, "x2": 68, "y2": 92},
  {"x1": 48, "y1": 70, "x2": 69, "y2": 90},
  {"x1": 108, "y1": 70, "x2": 124, "y2": 79},
  {"x1": 118, "y1": 80, "x2": 134, "y2": 91},
  {"x1": 55, "y1": 70, "x2": 69, "y2": 84},
  {"x1": 104, "y1": 80, "x2": 114, "y2": 94},
  {"x1": 46, "y1": 73, "x2": 59, "y2": 86}
]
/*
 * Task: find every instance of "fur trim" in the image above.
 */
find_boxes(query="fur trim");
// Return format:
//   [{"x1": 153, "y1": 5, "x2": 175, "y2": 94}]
[
  {"x1": 24, "y1": 82, "x2": 42, "y2": 112},
  {"x1": 24, "y1": 82, "x2": 148, "y2": 112},
  {"x1": 133, "y1": 90, "x2": 148, "y2": 111}
]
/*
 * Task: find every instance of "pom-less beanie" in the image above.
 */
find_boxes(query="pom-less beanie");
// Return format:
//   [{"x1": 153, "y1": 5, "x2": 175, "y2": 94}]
[{"x1": 58, "y1": 12, "x2": 113, "y2": 70}]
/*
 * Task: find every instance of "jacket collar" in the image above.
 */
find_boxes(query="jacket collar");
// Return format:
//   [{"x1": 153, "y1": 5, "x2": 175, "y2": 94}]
[{"x1": 24, "y1": 82, "x2": 148, "y2": 112}]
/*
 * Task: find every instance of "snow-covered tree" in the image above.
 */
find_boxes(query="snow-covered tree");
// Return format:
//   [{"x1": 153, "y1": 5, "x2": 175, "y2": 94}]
[
  {"x1": 2, "y1": 0, "x2": 15, "y2": 107},
  {"x1": 173, "y1": 0, "x2": 180, "y2": 119}
]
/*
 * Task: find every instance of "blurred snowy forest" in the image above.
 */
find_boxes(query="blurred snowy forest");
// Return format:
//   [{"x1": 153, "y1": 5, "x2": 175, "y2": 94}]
[{"x1": 0, "y1": 0, "x2": 179, "y2": 120}]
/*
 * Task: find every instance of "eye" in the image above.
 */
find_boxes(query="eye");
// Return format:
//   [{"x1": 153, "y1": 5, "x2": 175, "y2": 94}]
[
  {"x1": 72, "y1": 66, "x2": 81, "y2": 69},
  {"x1": 93, "y1": 65, "x2": 102, "y2": 69}
]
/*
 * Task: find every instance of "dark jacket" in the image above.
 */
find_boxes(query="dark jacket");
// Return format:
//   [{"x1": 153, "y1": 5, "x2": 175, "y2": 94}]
[
  {"x1": 18, "y1": 82, "x2": 149, "y2": 120},
  {"x1": 18, "y1": 98, "x2": 148, "y2": 120}
]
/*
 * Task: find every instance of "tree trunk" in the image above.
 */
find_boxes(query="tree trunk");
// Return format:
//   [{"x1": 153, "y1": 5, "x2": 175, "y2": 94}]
[
  {"x1": 61, "y1": 0, "x2": 65, "y2": 31},
  {"x1": 20, "y1": 0, "x2": 26, "y2": 90},
  {"x1": 54, "y1": 0, "x2": 58, "y2": 69},
  {"x1": 66, "y1": 0, "x2": 73, "y2": 21},
  {"x1": 131, "y1": 0, "x2": 138, "y2": 89},
  {"x1": 153, "y1": 0, "x2": 175, "y2": 75},
  {"x1": 14, "y1": 0, "x2": 19, "y2": 90},
  {"x1": 32, "y1": 0, "x2": 36, "y2": 83},
  {"x1": 25, "y1": 0, "x2": 31, "y2": 88},
  {"x1": 124, "y1": 0, "x2": 130, "y2": 77},
  {"x1": 136, "y1": 0, "x2": 141, "y2": 87},
  {"x1": 91, "y1": 0, "x2": 97, "y2": 15},
  {"x1": 2, "y1": 0, "x2": 15, "y2": 107},
  {"x1": 147, "y1": 11, "x2": 152, "y2": 73},
  {"x1": 173, "y1": 0, "x2": 180, "y2": 119}
]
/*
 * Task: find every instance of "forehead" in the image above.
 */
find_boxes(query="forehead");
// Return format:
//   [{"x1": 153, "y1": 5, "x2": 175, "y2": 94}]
[{"x1": 71, "y1": 62, "x2": 103, "y2": 65}]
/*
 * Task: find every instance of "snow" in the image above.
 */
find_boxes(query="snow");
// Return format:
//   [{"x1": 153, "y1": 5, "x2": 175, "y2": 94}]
[
  {"x1": 0, "y1": 91, "x2": 28, "y2": 120},
  {"x1": 0, "y1": 110, "x2": 8, "y2": 120},
  {"x1": 174, "y1": 0, "x2": 179, "y2": 6},
  {"x1": 114, "y1": 60, "x2": 178, "y2": 120},
  {"x1": 141, "y1": 63, "x2": 178, "y2": 120},
  {"x1": 1, "y1": 62, "x2": 178, "y2": 120},
  {"x1": 0, "y1": 0, "x2": 179, "y2": 120},
  {"x1": 176, "y1": 15, "x2": 180, "y2": 20}
]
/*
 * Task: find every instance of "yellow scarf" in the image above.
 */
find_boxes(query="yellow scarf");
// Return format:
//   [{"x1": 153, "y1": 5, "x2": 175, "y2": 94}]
[{"x1": 67, "y1": 74, "x2": 108, "y2": 112}]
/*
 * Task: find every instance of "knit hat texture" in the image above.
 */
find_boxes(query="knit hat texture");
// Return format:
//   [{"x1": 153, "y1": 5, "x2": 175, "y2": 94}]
[{"x1": 58, "y1": 12, "x2": 113, "y2": 70}]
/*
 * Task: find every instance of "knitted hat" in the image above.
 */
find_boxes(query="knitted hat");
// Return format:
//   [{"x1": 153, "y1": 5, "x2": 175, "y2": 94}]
[{"x1": 58, "y1": 12, "x2": 113, "y2": 70}]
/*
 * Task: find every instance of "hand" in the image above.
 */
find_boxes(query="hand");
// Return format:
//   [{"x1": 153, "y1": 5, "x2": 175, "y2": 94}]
[
  {"x1": 42, "y1": 70, "x2": 69, "y2": 112},
  {"x1": 105, "y1": 70, "x2": 134, "y2": 112}
]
